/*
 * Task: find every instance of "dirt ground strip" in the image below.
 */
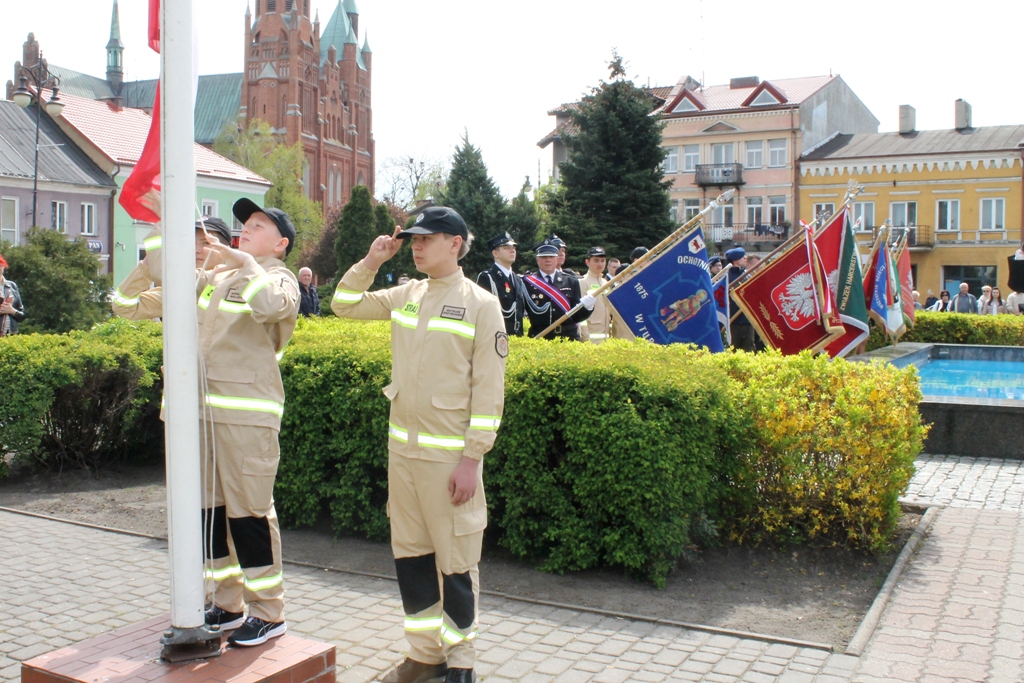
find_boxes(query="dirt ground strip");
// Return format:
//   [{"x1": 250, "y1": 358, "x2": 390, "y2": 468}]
[{"x1": 0, "y1": 463, "x2": 917, "y2": 649}]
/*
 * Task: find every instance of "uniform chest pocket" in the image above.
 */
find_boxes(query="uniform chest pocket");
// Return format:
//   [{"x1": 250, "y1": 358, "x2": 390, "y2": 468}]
[
  {"x1": 431, "y1": 394, "x2": 470, "y2": 410},
  {"x1": 206, "y1": 365, "x2": 256, "y2": 384}
]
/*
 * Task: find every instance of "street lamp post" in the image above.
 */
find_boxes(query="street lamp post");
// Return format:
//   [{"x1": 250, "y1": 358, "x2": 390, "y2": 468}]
[{"x1": 12, "y1": 54, "x2": 63, "y2": 229}]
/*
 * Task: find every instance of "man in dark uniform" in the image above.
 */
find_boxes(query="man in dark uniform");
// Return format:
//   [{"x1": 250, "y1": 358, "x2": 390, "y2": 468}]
[
  {"x1": 475, "y1": 232, "x2": 525, "y2": 336},
  {"x1": 523, "y1": 239, "x2": 594, "y2": 340},
  {"x1": 549, "y1": 235, "x2": 578, "y2": 277},
  {"x1": 726, "y1": 246, "x2": 757, "y2": 352}
]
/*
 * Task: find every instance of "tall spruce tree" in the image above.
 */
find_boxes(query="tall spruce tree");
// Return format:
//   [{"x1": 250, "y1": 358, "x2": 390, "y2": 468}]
[
  {"x1": 504, "y1": 177, "x2": 542, "y2": 263},
  {"x1": 551, "y1": 53, "x2": 674, "y2": 261},
  {"x1": 334, "y1": 185, "x2": 378, "y2": 283},
  {"x1": 437, "y1": 134, "x2": 507, "y2": 277}
]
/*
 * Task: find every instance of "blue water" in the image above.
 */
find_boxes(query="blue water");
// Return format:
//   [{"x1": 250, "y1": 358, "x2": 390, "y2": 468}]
[{"x1": 916, "y1": 359, "x2": 1024, "y2": 401}]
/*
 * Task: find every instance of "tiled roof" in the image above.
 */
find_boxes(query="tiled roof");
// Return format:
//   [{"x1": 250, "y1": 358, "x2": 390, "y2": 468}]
[
  {"x1": 49, "y1": 90, "x2": 270, "y2": 186},
  {"x1": 801, "y1": 125, "x2": 1024, "y2": 161},
  {"x1": 658, "y1": 75, "x2": 835, "y2": 116},
  {"x1": 0, "y1": 99, "x2": 116, "y2": 188}
]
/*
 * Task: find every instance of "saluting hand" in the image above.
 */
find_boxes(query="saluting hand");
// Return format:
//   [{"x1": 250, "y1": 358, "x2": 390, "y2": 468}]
[
  {"x1": 362, "y1": 226, "x2": 403, "y2": 272},
  {"x1": 448, "y1": 456, "x2": 480, "y2": 506}
]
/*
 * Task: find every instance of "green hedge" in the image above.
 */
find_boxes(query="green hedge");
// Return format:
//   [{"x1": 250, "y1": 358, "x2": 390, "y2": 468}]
[{"x1": 866, "y1": 310, "x2": 1024, "y2": 350}]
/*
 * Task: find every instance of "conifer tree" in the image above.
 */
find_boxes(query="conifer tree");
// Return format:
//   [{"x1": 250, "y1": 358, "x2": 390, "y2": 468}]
[
  {"x1": 437, "y1": 134, "x2": 507, "y2": 277},
  {"x1": 335, "y1": 185, "x2": 378, "y2": 282},
  {"x1": 549, "y1": 52, "x2": 673, "y2": 261},
  {"x1": 504, "y1": 177, "x2": 541, "y2": 262}
]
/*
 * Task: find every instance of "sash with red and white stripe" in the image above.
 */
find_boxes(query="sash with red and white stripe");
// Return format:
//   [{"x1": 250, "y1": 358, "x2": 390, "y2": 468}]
[{"x1": 524, "y1": 274, "x2": 572, "y2": 314}]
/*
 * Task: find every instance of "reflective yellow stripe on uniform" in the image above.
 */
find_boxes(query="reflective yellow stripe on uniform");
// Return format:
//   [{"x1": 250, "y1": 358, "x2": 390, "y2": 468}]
[
  {"x1": 439, "y1": 624, "x2": 478, "y2": 645},
  {"x1": 590, "y1": 333, "x2": 609, "y2": 340},
  {"x1": 404, "y1": 616, "x2": 444, "y2": 632},
  {"x1": 333, "y1": 288, "x2": 364, "y2": 304},
  {"x1": 389, "y1": 422, "x2": 409, "y2": 443},
  {"x1": 391, "y1": 310, "x2": 418, "y2": 329},
  {"x1": 417, "y1": 433, "x2": 465, "y2": 450},
  {"x1": 198, "y1": 285, "x2": 253, "y2": 314},
  {"x1": 243, "y1": 571, "x2": 284, "y2": 592},
  {"x1": 144, "y1": 236, "x2": 162, "y2": 252},
  {"x1": 241, "y1": 273, "x2": 274, "y2": 302},
  {"x1": 204, "y1": 564, "x2": 243, "y2": 581},
  {"x1": 112, "y1": 289, "x2": 140, "y2": 306},
  {"x1": 205, "y1": 394, "x2": 285, "y2": 417},
  {"x1": 469, "y1": 415, "x2": 501, "y2": 431},
  {"x1": 426, "y1": 317, "x2": 476, "y2": 339}
]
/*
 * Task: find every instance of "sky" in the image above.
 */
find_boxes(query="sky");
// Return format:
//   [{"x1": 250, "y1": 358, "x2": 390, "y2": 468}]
[{"x1": 4, "y1": 0, "x2": 1023, "y2": 200}]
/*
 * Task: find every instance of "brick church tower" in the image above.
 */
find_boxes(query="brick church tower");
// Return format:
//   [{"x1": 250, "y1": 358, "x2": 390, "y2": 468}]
[{"x1": 241, "y1": 0, "x2": 374, "y2": 212}]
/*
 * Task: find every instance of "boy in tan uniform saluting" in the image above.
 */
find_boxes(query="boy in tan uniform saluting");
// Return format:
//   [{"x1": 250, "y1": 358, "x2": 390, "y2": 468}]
[
  {"x1": 332, "y1": 207, "x2": 506, "y2": 683},
  {"x1": 112, "y1": 200, "x2": 299, "y2": 647}
]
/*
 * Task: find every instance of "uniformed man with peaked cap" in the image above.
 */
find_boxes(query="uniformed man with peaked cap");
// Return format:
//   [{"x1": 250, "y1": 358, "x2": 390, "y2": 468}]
[
  {"x1": 475, "y1": 232, "x2": 525, "y2": 336},
  {"x1": 522, "y1": 239, "x2": 594, "y2": 340},
  {"x1": 548, "y1": 234, "x2": 578, "y2": 276}
]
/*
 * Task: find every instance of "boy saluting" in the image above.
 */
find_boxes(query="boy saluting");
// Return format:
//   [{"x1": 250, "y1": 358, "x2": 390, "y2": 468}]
[
  {"x1": 112, "y1": 199, "x2": 299, "y2": 647},
  {"x1": 332, "y1": 207, "x2": 506, "y2": 683}
]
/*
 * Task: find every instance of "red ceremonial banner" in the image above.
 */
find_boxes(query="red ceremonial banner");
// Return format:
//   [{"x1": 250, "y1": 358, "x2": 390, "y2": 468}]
[{"x1": 731, "y1": 230, "x2": 844, "y2": 355}]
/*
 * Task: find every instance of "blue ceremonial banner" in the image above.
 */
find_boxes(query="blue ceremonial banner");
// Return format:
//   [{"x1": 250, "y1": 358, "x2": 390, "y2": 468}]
[{"x1": 606, "y1": 226, "x2": 724, "y2": 351}]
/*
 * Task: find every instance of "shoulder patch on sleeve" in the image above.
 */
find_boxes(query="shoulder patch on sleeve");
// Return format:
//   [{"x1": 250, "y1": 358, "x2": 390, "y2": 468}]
[{"x1": 495, "y1": 331, "x2": 509, "y2": 358}]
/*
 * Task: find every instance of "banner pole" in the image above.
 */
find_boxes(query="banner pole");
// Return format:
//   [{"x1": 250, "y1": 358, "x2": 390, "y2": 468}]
[{"x1": 532, "y1": 188, "x2": 735, "y2": 339}]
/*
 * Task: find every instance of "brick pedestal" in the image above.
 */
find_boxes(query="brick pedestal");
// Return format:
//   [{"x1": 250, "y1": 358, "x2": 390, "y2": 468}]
[{"x1": 21, "y1": 617, "x2": 336, "y2": 683}]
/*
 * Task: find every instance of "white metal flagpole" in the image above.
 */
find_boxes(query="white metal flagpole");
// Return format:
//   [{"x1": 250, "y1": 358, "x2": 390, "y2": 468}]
[{"x1": 159, "y1": 0, "x2": 220, "y2": 661}]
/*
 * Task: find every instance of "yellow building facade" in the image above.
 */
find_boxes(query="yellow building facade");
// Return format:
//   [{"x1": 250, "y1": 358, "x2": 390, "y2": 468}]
[{"x1": 799, "y1": 108, "x2": 1023, "y2": 297}]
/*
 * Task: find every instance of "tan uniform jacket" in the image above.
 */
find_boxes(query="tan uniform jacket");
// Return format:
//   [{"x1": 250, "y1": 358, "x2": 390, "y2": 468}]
[
  {"x1": 111, "y1": 226, "x2": 299, "y2": 431},
  {"x1": 577, "y1": 272, "x2": 612, "y2": 343},
  {"x1": 331, "y1": 262, "x2": 506, "y2": 463}
]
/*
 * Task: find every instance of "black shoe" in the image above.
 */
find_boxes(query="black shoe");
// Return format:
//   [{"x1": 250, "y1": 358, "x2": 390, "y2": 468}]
[
  {"x1": 227, "y1": 617, "x2": 287, "y2": 646},
  {"x1": 381, "y1": 658, "x2": 447, "y2": 683},
  {"x1": 204, "y1": 605, "x2": 245, "y2": 631},
  {"x1": 444, "y1": 669, "x2": 475, "y2": 683}
]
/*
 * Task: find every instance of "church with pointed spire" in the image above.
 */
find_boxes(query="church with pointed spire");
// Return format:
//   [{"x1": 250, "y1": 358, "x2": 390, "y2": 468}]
[{"x1": 6, "y1": 0, "x2": 374, "y2": 215}]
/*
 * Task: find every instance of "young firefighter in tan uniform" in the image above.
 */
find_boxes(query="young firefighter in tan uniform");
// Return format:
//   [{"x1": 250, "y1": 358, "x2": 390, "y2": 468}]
[
  {"x1": 577, "y1": 247, "x2": 612, "y2": 344},
  {"x1": 332, "y1": 207, "x2": 506, "y2": 683},
  {"x1": 112, "y1": 200, "x2": 299, "y2": 647}
]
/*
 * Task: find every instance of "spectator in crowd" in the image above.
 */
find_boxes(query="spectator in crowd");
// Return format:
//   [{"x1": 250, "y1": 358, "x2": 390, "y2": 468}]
[
  {"x1": 397, "y1": 273, "x2": 410, "y2": 285},
  {"x1": 298, "y1": 267, "x2": 319, "y2": 317},
  {"x1": 607, "y1": 257, "x2": 621, "y2": 279},
  {"x1": 0, "y1": 253, "x2": 26, "y2": 336},
  {"x1": 1005, "y1": 287, "x2": 1024, "y2": 315},
  {"x1": 929, "y1": 290, "x2": 953, "y2": 312},
  {"x1": 912, "y1": 290, "x2": 924, "y2": 310},
  {"x1": 1016, "y1": 238, "x2": 1024, "y2": 260},
  {"x1": 977, "y1": 285, "x2": 992, "y2": 310},
  {"x1": 924, "y1": 289, "x2": 938, "y2": 309},
  {"x1": 950, "y1": 282, "x2": 978, "y2": 313},
  {"x1": 979, "y1": 286, "x2": 1005, "y2": 315}
]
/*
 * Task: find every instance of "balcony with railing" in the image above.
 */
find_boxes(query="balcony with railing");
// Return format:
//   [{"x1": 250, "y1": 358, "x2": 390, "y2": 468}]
[
  {"x1": 695, "y1": 163, "x2": 744, "y2": 187},
  {"x1": 706, "y1": 223, "x2": 789, "y2": 245}
]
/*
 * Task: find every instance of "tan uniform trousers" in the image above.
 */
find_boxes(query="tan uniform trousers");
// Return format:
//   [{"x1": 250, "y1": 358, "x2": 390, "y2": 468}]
[
  {"x1": 202, "y1": 421, "x2": 285, "y2": 623},
  {"x1": 389, "y1": 451, "x2": 487, "y2": 669}
]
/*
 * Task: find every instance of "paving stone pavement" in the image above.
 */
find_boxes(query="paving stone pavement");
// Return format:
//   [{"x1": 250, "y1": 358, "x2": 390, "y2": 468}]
[{"x1": 2, "y1": 454, "x2": 1022, "y2": 683}]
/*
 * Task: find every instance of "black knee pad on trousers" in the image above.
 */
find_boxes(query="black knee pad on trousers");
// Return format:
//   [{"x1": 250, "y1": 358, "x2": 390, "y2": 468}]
[
  {"x1": 443, "y1": 571, "x2": 475, "y2": 630},
  {"x1": 395, "y1": 554, "x2": 441, "y2": 615},
  {"x1": 202, "y1": 506, "x2": 230, "y2": 560},
  {"x1": 227, "y1": 515, "x2": 274, "y2": 568}
]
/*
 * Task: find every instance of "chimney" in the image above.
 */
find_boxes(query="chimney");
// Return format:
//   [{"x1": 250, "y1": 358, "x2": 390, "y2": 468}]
[
  {"x1": 899, "y1": 105, "x2": 916, "y2": 135},
  {"x1": 955, "y1": 99, "x2": 972, "y2": 131},
  {"x1": 730, "y1": 76, "x2": 760, "y2": 89}
]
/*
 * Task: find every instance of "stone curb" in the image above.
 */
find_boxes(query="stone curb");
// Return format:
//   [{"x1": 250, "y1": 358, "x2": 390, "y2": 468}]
[{"x1": 844, "y1": 503, "x2": 940, "y2": 656}]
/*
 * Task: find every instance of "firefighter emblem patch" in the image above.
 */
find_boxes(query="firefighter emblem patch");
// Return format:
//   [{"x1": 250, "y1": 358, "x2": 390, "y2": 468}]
[{"x1": 495, "y1": 332, "x2": 509, "y2": 358}]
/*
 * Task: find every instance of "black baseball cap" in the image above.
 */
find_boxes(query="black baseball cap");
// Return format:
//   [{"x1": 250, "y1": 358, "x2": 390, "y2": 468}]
[
  {"x1": 195, "y1": 217, "x2": 233, "y2": 247},
  {"x1": 232, "y1": 198, "x2": 296, "y2": 256},
  {"x1": 397, "y1": 206, "x2": 468, "y2": 240},
  {"x1": 587, "y1": 246, "x2": 607, "y2": 258}
]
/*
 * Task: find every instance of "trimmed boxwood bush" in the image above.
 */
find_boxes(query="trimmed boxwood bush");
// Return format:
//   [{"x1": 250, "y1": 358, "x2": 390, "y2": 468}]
[{"x1": 865, "y1": 310, "x2": 1024, "y2": 351}]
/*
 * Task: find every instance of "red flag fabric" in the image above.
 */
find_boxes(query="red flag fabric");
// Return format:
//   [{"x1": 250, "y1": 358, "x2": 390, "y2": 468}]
[
  {"x1": 895, "y1": 238, "x2": 915, "y2": 327},
  {"x1": 815, "y1": 208, "x2": 871, "y2": 358},
  {"x1": 118, "y1": 0, "x2": 161, "y2": 223},
  {"x1": 731, "y1": 228, "x2": 844, "y2": 355}
]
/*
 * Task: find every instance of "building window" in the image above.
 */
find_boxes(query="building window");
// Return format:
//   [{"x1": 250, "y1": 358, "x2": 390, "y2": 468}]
[
  {"x1": 813, "y1": 203, "x2": 835, "y2": 222},
  {"x1": 81, "y1": 203, "x2": 97, "y2": 236},
  {"x1": 662, "y1": 147, "x2": 679, "y2": 174},
  {"x1": 942, "y1": 265, "x2": 997, "y2": 296},
  {"x1": 682, "y1": 145, "x2": 700, "y2": 172},
  {"x1": 769, "y1": 196, "x2": 786, "y2": 226},
  {"x1": 1, "y1": 198, "x2": 17, "y2": 246},
  {"x1": 936, "y1": 199, "x2": 959, "y2": 231},
  {"x1": 980, "y1": 198, "x2": 1005, "y2": 231},
  {"x1": 768, "y1": 139, "x2": 787, "y2": 167},
  {"x1": 745, "y1": 141, "x2": 763, "y2": 169},
  {"x1": 683, "y1": 199, "x2": 700, "y2": 222},
  {"x1": 51, "y1": 201, "x2": 67, "y2": 233},
  {"x1": 746, "y1": 197, "x2": 763, "y2": 226},
  {"x1": 201, "y1": 200, "x2": 218, "y2": 218},
  {"x1": 669, "y1": 199, "x2": 679, "y2": 223},
  {"x1": 711, "y1": 199, "x2": 734, "y2": 227},
  {"x1": 853, "y1": 202, "x2": 874, "y2": 231},
  {"x1": 711, "y1": 143, "x2": 734, "y2": 165},
  {"x1": 890, "y1": 201, "x2": 917, "y2": 227}
]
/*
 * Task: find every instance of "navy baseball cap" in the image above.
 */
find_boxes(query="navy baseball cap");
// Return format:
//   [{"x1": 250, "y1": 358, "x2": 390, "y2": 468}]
[
  {"x1": 232, "y1": 199, "x2": 296, "y2": 256},
  {"x1": 587, "y1": 246, "x2": 607, "y2": 258},
  {"x1": 398, "y1": 206, "x2": 469, "y2": 240}
]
